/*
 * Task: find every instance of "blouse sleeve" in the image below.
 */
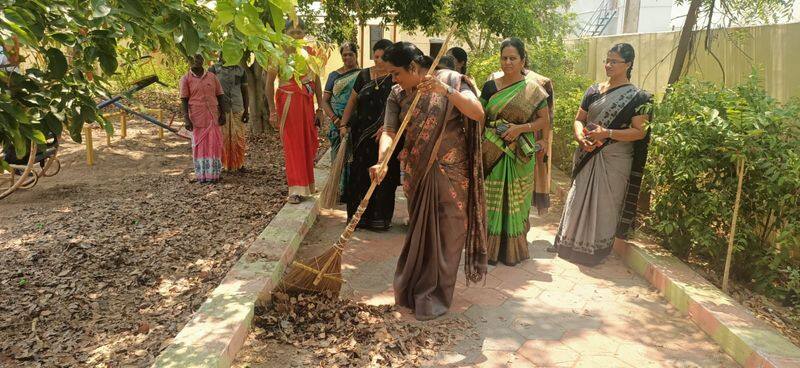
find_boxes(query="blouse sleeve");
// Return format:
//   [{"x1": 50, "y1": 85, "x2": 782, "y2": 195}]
[
  {"x1": 352, "y1": 69, "x2": 368, "y2": 93},
  {"x1": 579, "y1": 84, "x2": 597, "y2": 111},
  {"x1": 383, "y1": 90, "x2": 401, "y2": 133},
  {"x1": 479, "y1": 81, "x2": 493, "y2": 103},
  {"x1": 324, "y1": 71, "x2": 337, "y2": 92}
]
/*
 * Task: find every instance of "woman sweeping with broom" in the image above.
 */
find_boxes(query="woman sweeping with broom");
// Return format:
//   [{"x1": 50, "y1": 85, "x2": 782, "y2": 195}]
[{"x1": 370, "y1": 42, "x2": 487, "y2": 321}]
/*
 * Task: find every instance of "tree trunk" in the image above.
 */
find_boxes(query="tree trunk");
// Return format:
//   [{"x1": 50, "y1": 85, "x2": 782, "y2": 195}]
[
  {"x1": 244, "y1": 61, "x2": 269, "y2": 135},
  {"x1": 668, "y1": 0, "x2": 702, "y2": 84}
]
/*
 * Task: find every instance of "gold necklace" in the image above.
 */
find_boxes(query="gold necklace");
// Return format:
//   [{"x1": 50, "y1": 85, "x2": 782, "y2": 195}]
[{"x1": 372, "y1": 70, "x2": 389, "y2": 90}]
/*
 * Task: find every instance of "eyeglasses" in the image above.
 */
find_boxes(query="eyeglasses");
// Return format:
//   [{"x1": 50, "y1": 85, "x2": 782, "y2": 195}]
[{"x1": 603, "y1": 59, "x2": 627, "y2": 66}]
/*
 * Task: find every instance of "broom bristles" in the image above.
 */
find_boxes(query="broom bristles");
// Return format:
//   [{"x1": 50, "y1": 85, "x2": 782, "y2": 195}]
[
  {"x1": 279, "y1": 246, "x2": 343, "y2": 295},
  {"x1": 319, "y1": 134, "x2": 349, "y2": 209}
]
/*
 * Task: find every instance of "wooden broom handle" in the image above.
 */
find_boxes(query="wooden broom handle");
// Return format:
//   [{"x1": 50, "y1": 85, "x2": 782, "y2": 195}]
[{"x1": 312, "y1": 26, "x2": 458, "y2": 285}]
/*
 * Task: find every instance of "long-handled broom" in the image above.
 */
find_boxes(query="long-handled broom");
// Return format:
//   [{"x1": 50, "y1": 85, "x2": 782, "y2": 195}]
[
  {"x1": 280, "y1": 26, "x2": 459, "y2": 295},
  {"x1": 319, "y1": 132, "x2": 349, "y2": 209}
]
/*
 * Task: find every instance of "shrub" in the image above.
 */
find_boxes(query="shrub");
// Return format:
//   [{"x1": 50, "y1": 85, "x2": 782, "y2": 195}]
[{"x1": 647, "y1": 75, "x2": 800, "y2": 300}]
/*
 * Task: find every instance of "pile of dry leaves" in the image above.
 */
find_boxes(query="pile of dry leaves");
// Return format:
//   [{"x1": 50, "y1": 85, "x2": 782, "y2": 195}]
[
  {"x1": 0, "y1": 108, "x2": 292, "y2": 367},
  {"x1": 252, "y1": 292, "x2": 473, "y2": 367}
]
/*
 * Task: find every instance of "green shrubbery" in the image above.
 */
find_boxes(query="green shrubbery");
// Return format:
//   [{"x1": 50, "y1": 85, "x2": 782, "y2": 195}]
[{"x1": 647, "y1": 75, "x2": 800, "y2": 301}]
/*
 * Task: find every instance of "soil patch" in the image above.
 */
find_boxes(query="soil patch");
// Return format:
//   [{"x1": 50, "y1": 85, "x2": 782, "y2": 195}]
[{"x1": 0, "y1": 102, "x2": 295, "y2": 367}]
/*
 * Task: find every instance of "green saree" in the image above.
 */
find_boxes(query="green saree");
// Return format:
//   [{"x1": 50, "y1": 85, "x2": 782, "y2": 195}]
[{"x1": 481, "y1": 78, "x2": 549, "y2": 266}]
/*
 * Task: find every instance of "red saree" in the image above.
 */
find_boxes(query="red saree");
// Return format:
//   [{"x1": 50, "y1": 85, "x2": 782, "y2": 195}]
[{"x1": 276, "y1": 77, "x2": 318, "y2": 196}]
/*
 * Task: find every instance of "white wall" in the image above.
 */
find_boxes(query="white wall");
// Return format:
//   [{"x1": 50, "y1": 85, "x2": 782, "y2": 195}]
[
  {"x1": 573, "y1": 0, "x2": 798, "y2": 36},
  {"x1": 637, "y1": 0, "x2": 674, "y2": 33}
]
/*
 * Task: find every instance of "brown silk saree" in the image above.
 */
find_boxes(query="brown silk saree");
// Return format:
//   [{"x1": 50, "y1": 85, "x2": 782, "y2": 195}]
[{"x1": 384, "y1": 69, "x2": 487, "y2": 320}]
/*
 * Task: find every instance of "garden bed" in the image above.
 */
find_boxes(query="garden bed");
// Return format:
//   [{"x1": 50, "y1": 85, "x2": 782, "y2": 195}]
[{"x1": 0, "y1": 94, "x2": 315, "y2": 367}]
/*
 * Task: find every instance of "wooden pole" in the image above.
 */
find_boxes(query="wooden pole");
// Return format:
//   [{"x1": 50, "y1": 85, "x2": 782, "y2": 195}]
[
  {"x1": 158, "y1": 110, "x2": 164, "y2": 139},
  {"x1": 722, "y1": 157, "x2": 746, "y2": 292},
  {"x1": 359, "y1": 21, "x2": 365, "y2": 66},
  {"x1": 120, "y1": 111, "x2": 127, "y2": 139},
  {"x1": 85, "y1": 126, "x2": 95, "y2": 166}
]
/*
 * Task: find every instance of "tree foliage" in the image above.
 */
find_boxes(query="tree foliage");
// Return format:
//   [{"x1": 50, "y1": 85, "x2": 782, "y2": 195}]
[
  {"x1": 450, "y1": 0, "x2": 572, "y2": 52},
  {"x1": 647, "y1": 75, "x2": 800, "y2": 299},
  {"x1": 0, "y1": 0, "x2": 313, "y2": 170}
]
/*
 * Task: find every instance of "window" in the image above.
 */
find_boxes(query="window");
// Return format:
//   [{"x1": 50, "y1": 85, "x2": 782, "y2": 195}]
[{"x1": 369, "y1": 25, "x2": 384, "y2": 59}]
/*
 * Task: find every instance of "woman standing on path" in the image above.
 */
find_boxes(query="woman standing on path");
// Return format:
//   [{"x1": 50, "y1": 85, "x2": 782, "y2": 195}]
[
  {"x1": 209, "y1": 53, "x2": 249, "y2": 171},
  {"x1": 554, "y1": 43, "x2": 652, "y2": 266},
  {"x1": 480, "y1": 38, "x2": 551, "y2": 266},
  {"x1": 266, "y1": 19, "x2": 324, "y2": 204},
  {"x1": 322, "y1": 42, "x2": 360, "y2": 163},
  {"x1": 370, "y1": 42, "x2": 487, "y2": 320},
  {"x1": 338, "y1": 39, "x2": 399, "y2": 230},
  {"x1": 181, "y1": 54, "x2": 225, "y2": 183}
]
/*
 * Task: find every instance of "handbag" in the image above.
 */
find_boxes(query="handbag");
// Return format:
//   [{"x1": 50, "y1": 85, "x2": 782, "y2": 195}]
[{"x1": 495, "y1": 121, "x2": 542, "y2": 159}]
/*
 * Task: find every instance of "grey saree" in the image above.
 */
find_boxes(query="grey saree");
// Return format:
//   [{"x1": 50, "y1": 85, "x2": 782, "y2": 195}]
[{"x1": 554, "y1": 83, "x2": 652, "y2": 266}]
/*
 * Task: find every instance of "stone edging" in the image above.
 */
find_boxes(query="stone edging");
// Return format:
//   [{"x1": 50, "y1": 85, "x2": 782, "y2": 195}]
[
  {"x1": 615, "y1": 240, "x2": 800, "y2": 368},
  {"x1": 152, "y1": 151, "x2": 330, "y2": 368}
]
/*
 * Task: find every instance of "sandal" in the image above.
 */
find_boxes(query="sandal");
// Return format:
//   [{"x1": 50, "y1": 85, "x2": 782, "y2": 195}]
[{"x1": 287, "y1": 194, "x2": 303, "y2": 204}]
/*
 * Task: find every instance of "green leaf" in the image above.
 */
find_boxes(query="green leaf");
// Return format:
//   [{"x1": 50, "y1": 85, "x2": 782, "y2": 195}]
[
  {"x1": 235, "y1": 3, "x2": 267, "y2": 36},
  {"x1": 268, "y1": 2, "x2": 286, "y2": 33},
  {"x1": 42, "y1": 113, "x2": 63, "y2": 136},
  {"x1": 91, "y1": 0, "x2": 112, "y2": 18},
  {"x1": 222, "y1": 39, "x2": 244, "y2": 66},
  {"x1": 156, "y1": 12, "x2": 182, "y2": 33},
  {"x1": 119, "y1": 0, "x2": 146, "y2": 18},
  {"x1": 0, "y1": 11, "x2": 37, "y2": 45},
  {"x1": 69, "y1": 113, "x2": 85, "y2": 143},
  {"x1": 1, "y1": 159, "x2": 10, "y2": 175},
  {"x1": 181, "y1": 20, "x2": 200, "y2": 56},
  {"x1": 98, "y1": 50, "x2": 118, "y2": 75},
  {"x1": 44, "y1": 48, "x2": 68, "y2": 80},
  {"x1": 213, "y1": 0, "x2": 236, "y2": 28}
]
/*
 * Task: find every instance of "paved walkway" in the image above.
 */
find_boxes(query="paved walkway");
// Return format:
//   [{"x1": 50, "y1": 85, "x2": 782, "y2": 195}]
[{"x1": 300, "y1": 189, "x2": 738, "y2": 367}]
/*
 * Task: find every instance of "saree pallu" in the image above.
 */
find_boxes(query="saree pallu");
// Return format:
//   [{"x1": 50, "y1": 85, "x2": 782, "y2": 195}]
[
  {"x1": 392, "y1": 70, "x2": 487, "y2": 320},
  {"x1": 346, "y1": 72, "x2": 398, "y2": 228},
  {"x1": 277, "y1": 78, "x2": 318, "y2": 196},
  {"x1": 326, "y1": 69, "x2": 360, "y2": 161},
  {"x1": 221, "y1": 111, "x2": 246, "y2": 170},
  {"x1": 525, "y1": 72, "x2": 555, "y2": 213},
  {"x1": 482, "y1": 79, "x2": 549, "y2": 266},
  {"x1": 192, "y1": 122, "x2": 223, "y2": 182},
  {"x1": 555, "y1": 84, "x2": 650, "y2": 266}
]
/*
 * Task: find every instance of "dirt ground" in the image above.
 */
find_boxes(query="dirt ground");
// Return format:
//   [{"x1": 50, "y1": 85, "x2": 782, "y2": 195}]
[{"x1": 0, "y1": 96, "x2": 325, "y2": 367}]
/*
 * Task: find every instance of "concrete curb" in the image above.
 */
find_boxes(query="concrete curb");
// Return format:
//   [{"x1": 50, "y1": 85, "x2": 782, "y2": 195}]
[
  {"x1": 615, "y1": 240, "x2": 800, "y2": 368},
  {"x1": 152, "y1": 151, "x2": 330, "y2": 368}
]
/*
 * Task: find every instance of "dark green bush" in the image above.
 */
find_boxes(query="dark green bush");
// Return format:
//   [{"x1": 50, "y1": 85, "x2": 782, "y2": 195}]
[{"x1": 648, "y1": 75, "x2": 800, "y2": 300}]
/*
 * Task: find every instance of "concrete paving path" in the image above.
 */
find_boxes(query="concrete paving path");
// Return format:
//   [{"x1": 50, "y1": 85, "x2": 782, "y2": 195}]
[{"x1": 301, "y1": 189, "x2": 739, "y2": 367}]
